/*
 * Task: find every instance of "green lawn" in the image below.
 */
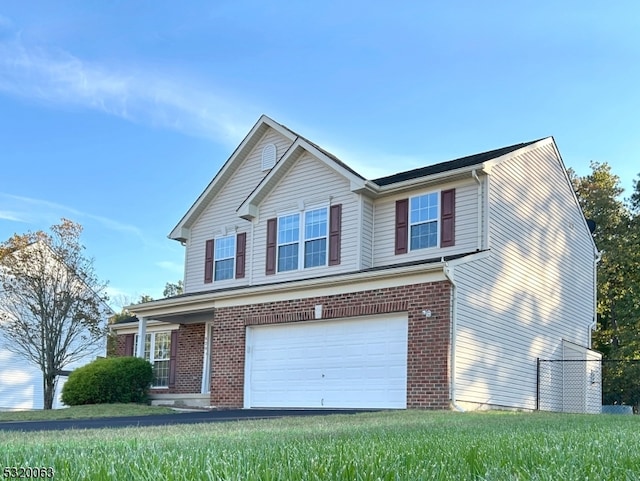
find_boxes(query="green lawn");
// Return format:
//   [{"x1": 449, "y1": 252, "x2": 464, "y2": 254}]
[
  {"x1": 1, "y1": 410, "x2": 639, "y2": 480},
  {"x1": 0, "y1": 403, "x2": 175, "y2": 422}
]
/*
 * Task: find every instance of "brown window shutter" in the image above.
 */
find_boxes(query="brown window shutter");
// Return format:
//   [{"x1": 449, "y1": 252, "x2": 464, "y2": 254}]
[
  {"x1": 395, "y1": 199, "x2": 409, "y2": 255},
  {"x1": 204, "y1": 239, "x2": 214, "y2": 283},
  {"x1": 328, "y1": 204, "x2": 342, "y2": 266},
  {"x1": 266, "y1": 218, "x2": 277, "y2": 275},
  {"x1": 124, "y1": 334, "x2": 134, "y2": 356},
  {"x1": 168, "y1": 330, "x2": 178, "y2": 389},
  {"x1": 441, "y1": 188, "x2": 456, "y2": 247},
  {"x1": 235, "y1": 232, "x2": 247, "y2": 279}
]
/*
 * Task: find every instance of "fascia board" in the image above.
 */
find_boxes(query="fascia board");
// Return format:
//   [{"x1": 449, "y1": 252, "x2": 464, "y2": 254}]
[{"x1": 375, "y1": 165, "x2": 485, "y2": 196}]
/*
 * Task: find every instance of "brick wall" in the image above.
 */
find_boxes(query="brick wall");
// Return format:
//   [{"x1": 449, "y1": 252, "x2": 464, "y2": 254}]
[
  {"x1": 211, "y1": 280, "x2": 451, "y2": 408},
  {"x1": 114, "y1": 280, "x2": 452, "y2": 408}
]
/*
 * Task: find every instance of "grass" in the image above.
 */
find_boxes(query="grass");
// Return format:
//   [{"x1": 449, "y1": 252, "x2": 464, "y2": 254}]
[
  {"x1": 0, "y1": 403, "x2": 175, "y2": 422},
  {"x1": 2, "y1": 410, "x2": 640, "y2": 480}
]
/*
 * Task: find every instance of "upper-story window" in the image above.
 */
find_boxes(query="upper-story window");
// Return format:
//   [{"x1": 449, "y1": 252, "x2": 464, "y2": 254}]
[
  {"x1": 277, "y1": 213, "x2": 301, "y2": 272},
  {"x1": 277, "y1": 208, "x2": 328, "y2": 272},
  {"x1": 214, "y1": 235, "x2": 235, "y2": 280},
  {"x1": 304, "y1": 208, "x2": 328, "y2": 268},
  {"x1": 267, "y1": 205, "x2": 341, "y2": 275},
  {"x1": 395, "y1": 189, "x2": 455, "y2": 255},
  {"x1": 204, "y1": 233, "x2": 246, "y2": 283},
  {"x1": 410, "y1": 192, "x2": 439, "y2": 250}
]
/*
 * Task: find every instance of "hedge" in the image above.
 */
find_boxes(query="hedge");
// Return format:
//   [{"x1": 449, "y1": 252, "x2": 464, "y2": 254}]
[{"x1": 61, "y1": 356, "x2": 153, "y2": 406}]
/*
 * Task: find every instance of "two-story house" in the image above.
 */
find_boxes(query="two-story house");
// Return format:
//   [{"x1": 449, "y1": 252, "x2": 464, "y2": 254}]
[{"x1": 113, "y1": 115, "x2": 601, "y2": 412}]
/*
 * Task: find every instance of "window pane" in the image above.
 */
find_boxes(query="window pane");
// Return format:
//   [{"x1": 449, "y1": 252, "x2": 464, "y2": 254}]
[
  {"x1": 410, "y1": 193, "x2": 438, "y2": 224},
  {"x1": 154, "y1": 332, "x2": 171, "y2": 360},
  {"x1": 278, "y1": 243, "x2": 298, "y2": 272},
  {"x1": 278, "y1": 214, "x2": 300, "y2": 244},
  {"x1": 410, "y1": 221, "x2": 438, "y2": 250},
  {"x1": 304, "y1": 238, "x2": 326, "y2": 268},
  {"x1": 214, "y1": 236, "x2": 235, "y2": 260},
  {"x1": 305, "y1": 208, "x2": 327, "y2": 239},
  {"x1": 153, "y1": 360, "x2": 169, "y2": 387},
  {"x1": 215, "y1": 258, "x2": 234, "y2": 281}
]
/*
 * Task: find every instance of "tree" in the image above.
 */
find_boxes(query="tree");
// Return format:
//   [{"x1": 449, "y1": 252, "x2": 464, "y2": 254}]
[
  {"x1": 0, "y1": 219, "x2": 110, "y2": 409},
  {"x1": 571, "y1": 163, "x2": 640, "y2": 406},
  {"x1": 163, "y1": 280, "x2": 183, "y2": 298}
]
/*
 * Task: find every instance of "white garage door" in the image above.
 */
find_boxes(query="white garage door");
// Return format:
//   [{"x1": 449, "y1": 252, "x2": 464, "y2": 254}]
[{"x1": 244, "y1": 315, "x2": 408, "y2": 409}]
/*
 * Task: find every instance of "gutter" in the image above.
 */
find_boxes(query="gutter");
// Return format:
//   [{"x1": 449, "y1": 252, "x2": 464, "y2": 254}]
[{"x1": 443, "y1": 261, "x2": 465, "y2": 412}]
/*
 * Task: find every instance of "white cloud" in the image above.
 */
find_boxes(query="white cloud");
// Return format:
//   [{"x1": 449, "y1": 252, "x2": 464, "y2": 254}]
[
  {"x1": 0, "y1": 34, "x2": 254, "y2": 144},
  {"x1": 0, "y1": 210, "x2": 27, "y2": 222},
  {"x1": 0, "y1": 192, "x2": 145, "y2": 240},
  {"x1": 156, "y1": 260, "x2": 184, "y2": 275}
]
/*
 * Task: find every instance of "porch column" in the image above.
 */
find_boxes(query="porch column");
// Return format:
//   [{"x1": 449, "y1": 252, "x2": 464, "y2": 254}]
[{"x1": 136, "y1": 316, "x2": 147, "y2": 358}]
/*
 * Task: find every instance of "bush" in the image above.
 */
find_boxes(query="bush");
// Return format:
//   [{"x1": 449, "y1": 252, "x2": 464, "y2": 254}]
[{"x1": 61, "y1": 357, "x2": 154, "y2": 406}]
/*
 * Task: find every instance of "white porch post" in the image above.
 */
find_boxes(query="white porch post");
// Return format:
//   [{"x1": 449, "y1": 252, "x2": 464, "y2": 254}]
[{"x1": 136, "y1": 316, "x2": 147, "y2": 358}]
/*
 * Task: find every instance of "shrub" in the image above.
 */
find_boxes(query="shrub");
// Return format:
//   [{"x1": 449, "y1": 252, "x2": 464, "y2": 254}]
[{"x1": 61, "y1": 357, "x2": 153, "y2": 406}]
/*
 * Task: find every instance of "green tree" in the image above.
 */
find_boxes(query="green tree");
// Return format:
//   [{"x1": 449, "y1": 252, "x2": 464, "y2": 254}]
[
  {"x1": 0, "y1": 219, "x2": 110, "y2": 409},
  {"x1": 163, "y1": 280, "x2": 183, "y2": 298},
  {"x1": 572, "y1": 163, "x2": 640, "y2": 406}
]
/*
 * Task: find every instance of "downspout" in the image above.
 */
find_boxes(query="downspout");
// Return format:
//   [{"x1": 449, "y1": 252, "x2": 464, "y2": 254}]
[
  {"x1": 249, "y1": 221, "x2": 255, "y2": 286},
  {"x1": 590, "y1": 250, "x2": 603, "y2": 346},
  {"x1": 444, "y1": 261, "x2": 465, "y2": 412},
  {"x1": 472, "y1": 169, "x2": 482, "y2": 251}
]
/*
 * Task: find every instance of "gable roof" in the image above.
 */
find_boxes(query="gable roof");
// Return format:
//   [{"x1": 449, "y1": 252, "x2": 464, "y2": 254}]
[
  {"x1": 170, "y1": 113, "x2": 550, "y2": 239},
  {"x1": 236, "y1": 135, "x2": 373, "y2": 220},
  {"x1": 168, "y1": 115, "x2": 298, "y2": 241}
]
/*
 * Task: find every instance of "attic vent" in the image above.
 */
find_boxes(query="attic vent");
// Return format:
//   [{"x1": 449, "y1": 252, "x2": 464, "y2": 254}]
[{"x1": 262, "y1": 143, "x2": 276, "y2": 170}]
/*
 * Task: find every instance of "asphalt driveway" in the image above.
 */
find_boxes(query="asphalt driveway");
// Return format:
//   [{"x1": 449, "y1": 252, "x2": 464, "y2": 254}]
[{"x1": 0, "y1": 408, "x2": 370, "y2": 432}]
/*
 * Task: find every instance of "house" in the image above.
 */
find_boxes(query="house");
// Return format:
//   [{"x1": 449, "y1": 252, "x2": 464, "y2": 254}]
[
  {"x1": 0, "y1": 241, "x2": 110, "y2": 411},
  {"x1": 112, "y1": 115, "x2": 601, "y2": 412}
]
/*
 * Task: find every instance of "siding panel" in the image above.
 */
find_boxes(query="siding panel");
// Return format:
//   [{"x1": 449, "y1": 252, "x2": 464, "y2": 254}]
[
  {"x1": 184, "y1": 129, "x2": 294, "y2": 293},
  {"x1": 453, "y1": 143, "x2": 596, "y2": 409},
  {"x1": 251, "y1": 153, "x2": 360, "y2": 284}
]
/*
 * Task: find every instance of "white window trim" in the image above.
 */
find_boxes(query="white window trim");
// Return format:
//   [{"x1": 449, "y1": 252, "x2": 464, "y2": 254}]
[
  {"x1": 134, "y1": 331, "x2": 172, "y2": 389},
  {"x1": 408, "y1": 190, "x2": 441, "y2": 252},
  {"x1": 214, "y1": 234, "x2": 236, "y2": 281},
  {"x1": 276, "y1": 205, "x2": 329, "y2": 272}
]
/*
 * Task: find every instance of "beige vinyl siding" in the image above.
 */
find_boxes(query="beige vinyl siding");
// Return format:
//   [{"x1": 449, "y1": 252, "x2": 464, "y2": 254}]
[
  {"x1": 184, "y1": 129, "x2": 293, "y2": 293},
  {"x1": 372, "y1": 179, "x2": 479, "y2": 267},
  {"x1": 252, "y1": 152, "x2": 360, "y2": 284},
  {"x1": 359, "y1": 196, "x2": 374, "y2": 269},
  {"x1": 453, "y1": 143, "x2": 596, "y2": 409}
]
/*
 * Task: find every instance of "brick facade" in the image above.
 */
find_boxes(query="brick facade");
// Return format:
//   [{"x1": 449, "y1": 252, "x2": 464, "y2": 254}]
[{"x1": 116, "y1": 280, "x2": 452, "y2": 409}]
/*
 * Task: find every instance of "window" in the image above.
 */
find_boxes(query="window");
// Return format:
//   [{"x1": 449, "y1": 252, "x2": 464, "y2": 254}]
[
  {"x1": 214, "y1": 235, "x2": 235, "y2": 281},
  {"x1": 276, "y1": 208, "x2": 328, "y2": 272},
  {"x1": 395, "y1": 189, "x2": 456, "y2": 254},
  {"x1": 304, "y1": 208, "x2": 327, "y2": 268},
  {"x1": 277, "y1": 213, "x2": 300, "y2": 272},
  {"x1": 410, "y1": 192, "x2": 439, "y2": 250},
  {"x1": 267, "y1": 205, "x2": 341, "y2": 275},
  {"x1": 134, "y1": 331, "x2": 171, "y2": 388},
  {"x1": 204, "y1": 234, "x2": 246, "y2": 283}
]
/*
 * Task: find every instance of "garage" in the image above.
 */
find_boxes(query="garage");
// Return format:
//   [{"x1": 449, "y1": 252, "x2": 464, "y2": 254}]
[{"x1": 244, "y1": 315, "x2": 408, "y2": 409}]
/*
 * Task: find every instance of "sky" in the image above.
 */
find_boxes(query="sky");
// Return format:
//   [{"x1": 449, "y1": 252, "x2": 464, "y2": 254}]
[{"x1": 1, "y1": 1, "x2": 639, "y2": 310}]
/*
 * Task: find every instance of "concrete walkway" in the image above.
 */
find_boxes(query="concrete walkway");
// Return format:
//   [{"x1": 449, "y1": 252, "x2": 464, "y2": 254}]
[{"x1": 0, "y1": 408, "x2": 371, "y2": 432}]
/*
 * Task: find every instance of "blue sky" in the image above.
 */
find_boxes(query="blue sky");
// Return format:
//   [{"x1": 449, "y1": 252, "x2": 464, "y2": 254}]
[{"x1": 1, "y1": 1, "x2": 638, "y2": 309}]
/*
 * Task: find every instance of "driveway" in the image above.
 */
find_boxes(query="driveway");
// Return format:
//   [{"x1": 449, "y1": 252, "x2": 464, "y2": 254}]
[{"x1": 0, "y1": 408, "x2": 371, "y2": 432}]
